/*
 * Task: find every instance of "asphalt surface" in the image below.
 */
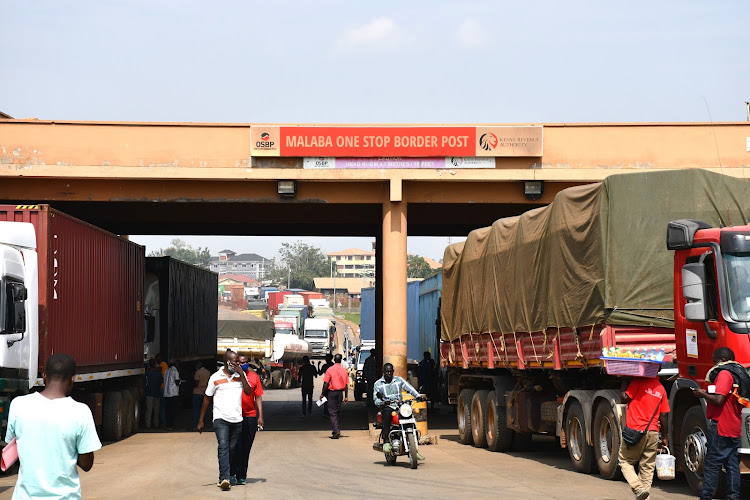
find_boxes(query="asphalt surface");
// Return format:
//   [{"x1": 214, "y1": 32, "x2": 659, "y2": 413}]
[{"x1": 0, "y1": 372, "x2": 704, "y2": 500}]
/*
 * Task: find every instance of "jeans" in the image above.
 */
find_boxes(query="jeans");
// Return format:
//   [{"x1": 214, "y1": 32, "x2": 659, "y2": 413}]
[
  {"x1": 701, "y1": 421, "x2": 740, "y2": 500},
  {"x1": 165, "y1": 396, "x2": 179, "y2": 429},
  {"x1": 301, "y1": 388, "x2": 313, "y2": 415},
  {"x1": 213, "y1": 418, "x2": 242, "y2": 481},
  {"x1": 236, "y1": 416, "x2": 258, "y2": 480}
]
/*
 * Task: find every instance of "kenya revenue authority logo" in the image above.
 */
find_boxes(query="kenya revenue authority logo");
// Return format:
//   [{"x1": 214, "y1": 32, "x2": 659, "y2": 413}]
[
  {"x1": 450, "y1": 157, "x2": 464, "y2": 167},
  {"x1": 479, "y1": 133, "x2": 498, "y2": 151}
]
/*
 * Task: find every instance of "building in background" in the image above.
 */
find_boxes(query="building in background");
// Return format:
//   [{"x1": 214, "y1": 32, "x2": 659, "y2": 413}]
[
  {"x1": 210, "y1": 249, "x2": 273, "y2": 280},
  {"x1": 327, "y1": 244, "x2": 376, "y2": 278}
]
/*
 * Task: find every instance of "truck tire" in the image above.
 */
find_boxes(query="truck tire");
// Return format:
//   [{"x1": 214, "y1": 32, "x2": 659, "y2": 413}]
[
  {"x1": 457, "y1": 389, "x2": 475, "y2": 445},
  {"x1": 486, "y1": 391, "x2": 514, "y2": 452},
  {"x1": 282, "y1": 370, "x2": 292, "y2": 390},
  {"x1": 593, "y1": 402, "x2": 621, "y2": 479},
  {"x1": 470, "y1": 390, "x2": 490, "y2": 448},
  {"x1": 103, "y1": 391, "x2": 123, "y2": 442},
  {"x1": 271, "y1": 370, "x2": 283, "y2": 389},
  {"x1": 120, "y1": 389, "x2": 134, "y2": 438},
  {"x1": 129, "y1": 387, "x2": 140, "y2": 434},
  {"x1": 565, "y1": 400, "x2": 595, "y2": 474},
  {"x1": 681, "y1": 405, "x2": 722, "y2": 495}
]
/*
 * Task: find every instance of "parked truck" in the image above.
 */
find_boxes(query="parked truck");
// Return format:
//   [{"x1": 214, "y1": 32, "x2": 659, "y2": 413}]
[
  {"x1": 303, "y1": 317, "x2": 335, "y2": 356},
  {"x1": 440, "y1": 169, "x2": 750, "y2": 494},
  {"x1": 0, "y1": 204, "x2": 145, "y2": 442}
]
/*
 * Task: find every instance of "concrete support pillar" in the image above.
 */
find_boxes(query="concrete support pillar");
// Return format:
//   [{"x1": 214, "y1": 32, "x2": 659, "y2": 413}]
[{"x1": 382, "y1": 200, "x2": 408, "y2": 378}]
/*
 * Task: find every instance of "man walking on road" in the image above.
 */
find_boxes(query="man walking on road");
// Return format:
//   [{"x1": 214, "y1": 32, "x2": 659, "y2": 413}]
[
  {"x1": 236, "y1": 355, "x2": 264, "y2": 486},
  {"x1": 363, "y1": 349, "x2": 376, "y2": 408},
  {"x1": 5, "y1": 353, "x2": 102, "y2": 500},
  {"x1": 298, "y1": 355, "x2": 317, "y2": 416},
  {"x1": 318, "y1": 353, "x2": 334, "y2": 417},
  {"x1": 319, "y1": 353, "x2": 348, "y2": 439},
  {"x1": 693, "y1": 347, "x2": 745, "y2": 500},
  {"x1": 198, "y1": 350, "x2": 253, "y2": 491},
  {"x1": 618, "y1": 375, "x2": 669, "y2": 500}
]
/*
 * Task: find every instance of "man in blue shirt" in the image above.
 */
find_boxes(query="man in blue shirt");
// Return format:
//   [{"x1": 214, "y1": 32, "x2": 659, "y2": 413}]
[
  {"x1": 373, "y1": 363, "x2": 421, "y2": 454},
  {"x1": 5, "y1": 353, "x2": 101, "y2": 500}
]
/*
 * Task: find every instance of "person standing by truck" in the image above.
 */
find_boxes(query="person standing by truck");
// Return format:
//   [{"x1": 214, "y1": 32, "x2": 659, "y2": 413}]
[
  {"x1": 144, "y1": 359, "x2": 162, "y2": 429},
  {"x1": 163, "y1": 359, "x2": 182, "y2": 431},
  {"x1": 5, "y1": 353, "x2": 102, "y2": 499},
  {"x1": 298, "y1": 356, "x2": 317, "y2": 416},
  {"x1": 693, "y1": 347, "x2": 745, "y2": 500},
  {"x1": 618, "y1": 375, "x2": 669, "y2": 500},
  {"x1": 198, "y1": 350, "x2": 253, "y2": 491}
]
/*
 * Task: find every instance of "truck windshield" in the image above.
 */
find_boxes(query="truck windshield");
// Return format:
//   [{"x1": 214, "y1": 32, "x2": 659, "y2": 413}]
[
  {"x1": 305, "y1": 329, "x2": 327, "y2": 338},
  {"x1": 275, "y1": 328, "x2": 293, "y2": 335},
  {"x1": 724, "y1": 253, "x2": 750, "y2": 321},
  {"x1": 358, "y1": 350, "x2": 371, "y2": 365}
]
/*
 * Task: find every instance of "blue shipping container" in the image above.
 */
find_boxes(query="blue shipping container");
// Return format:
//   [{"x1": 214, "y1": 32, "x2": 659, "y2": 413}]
[
  {"x1": 360, "y1": 287, "x2": 375, "y2": 342},
  {"x1": 260, "y1": 286, "x2": 277, "y2": 301},
  {"x1": 418, "y1": 274, "x2": 442, "y2": 362},
  {"x1": 406, "y1": 281, "x2": 421, "y2": 364}
]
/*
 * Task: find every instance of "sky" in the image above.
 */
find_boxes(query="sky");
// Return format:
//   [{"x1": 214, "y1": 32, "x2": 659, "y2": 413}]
[{"x1": 3, "y1": 1, "x2": 749, "y2": 261}]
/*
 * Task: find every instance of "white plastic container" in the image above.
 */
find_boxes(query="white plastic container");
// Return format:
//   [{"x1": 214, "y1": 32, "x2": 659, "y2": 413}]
[{"x1": 656, "y1": 447, "x2": 676, "y2": 480}]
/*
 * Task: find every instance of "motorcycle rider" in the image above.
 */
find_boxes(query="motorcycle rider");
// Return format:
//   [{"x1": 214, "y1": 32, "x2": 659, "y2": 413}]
[{"x1": 373, "y1": 363, "x2": 424, "y2": 458}]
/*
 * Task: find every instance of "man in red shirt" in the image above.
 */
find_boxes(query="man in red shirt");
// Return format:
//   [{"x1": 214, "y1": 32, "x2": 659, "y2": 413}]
[
  {"x1": 319, "y1": 353, "x2": 349, "y2": 439},
  {"x1": 693, "y1": 347, "x2": 742, "y2": 500},
  {"x1": 618, "y1": 375, "x2": 670, "y2": 500},
  {"x1": 234, "y1": 355, "x2": 264, "y2": 486}
]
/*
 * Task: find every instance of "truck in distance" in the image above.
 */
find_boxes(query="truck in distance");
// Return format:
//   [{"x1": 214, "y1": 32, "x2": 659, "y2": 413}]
[{"x1": 304, "y1": 317, "x2": 334, "y2": 356}]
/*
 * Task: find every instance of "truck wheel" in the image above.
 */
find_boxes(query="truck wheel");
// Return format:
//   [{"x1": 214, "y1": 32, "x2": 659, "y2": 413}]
[
  {"x1": 282, "y1": 370, "x2": 292, "y2": 390},
  {"x1": 486, "y1": 391, "x2": 514, "y2": 452},
  {"x1": 271, "y1": 371, "x2": 283, "y2": 389},
  {"x1": 457, "y1": 389, "x2": 475, "y2": 445},
  {"x1": 565, "y1": 400, "x2": 595, "y2": 474},
  {"x1": 261, "y1": 372, "x2": 270, "y2": 389},
  {"x1": 120, "y1": 389, "x2": 134, "y2": 438},
  {"x1": 470, "y1": 390, "x2": 489, "y2": 448},
  {"x1": 129, "y1": 387, "x2": 140, "y2": 434},
  {"x1": 680, "y1": 405, "x2": 716, "y2": 495},
  {"x1": 103, "y1": 391, "x2": 123, "y2": 442},
  {"x1": 593, "y1": 402, "x2": 621, "y2": 479}
]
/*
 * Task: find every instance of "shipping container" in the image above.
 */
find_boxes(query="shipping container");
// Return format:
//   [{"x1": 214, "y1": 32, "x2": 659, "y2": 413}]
[
  {"x1": 360, "y1": 287, "x2": 375, "y2": 342},
  {"x1": 418, "y1": 274, "x2": 441, "y2": 360},
  {"x1": 299, "y1": 291, "x2": 324, "y2": 305},
  {"x1": 0, "y1": 204, "x2": 144, "y2": 375},
  {"x1": 144, "y1": 257, "x2": 218, "y2": 364},
  {"x1": 406, "y1": 280, "x2": 421, "y2": 364},
  {"x1": 259, "y1": 286, "x2": 277, "y2": 301},
  {"x1": 268, "y1": 290, "x2": 292, "y2": 316},
  {"x1": 283, "y1": 294, "x2": 305, "y2": 308}
]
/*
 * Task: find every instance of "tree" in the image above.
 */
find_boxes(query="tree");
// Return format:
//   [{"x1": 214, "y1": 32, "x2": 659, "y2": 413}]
[
  {"x1": 148, "y1": 238, "x2": 211, "y2": 269},
  {"x1": 407, "y1": 255, "x2": 440, "y2": 279},
  {"x1": 266, "y1": 241, "x2": 328, "y2": 290}
]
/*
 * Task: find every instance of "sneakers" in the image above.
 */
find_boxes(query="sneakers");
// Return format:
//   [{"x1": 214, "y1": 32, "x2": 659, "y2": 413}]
[
  {"x1": 635, "y1": 491, "x2": 649, "y2": 500},
  {"x1": 236, "y1": 478, "x2": 246, "y2": 486},
  {"x1": 218, "y1": 479, "x2": 230, "y2": 491},
  {"x1": 382, "y1": 442, "x2": 392, "y2": 453},
  {"x1": 330, "y1": 432, "x2": 341, "y2": 439},
  {"x1": 229, "y1": 475, "x2": 237, "y2": 486}
]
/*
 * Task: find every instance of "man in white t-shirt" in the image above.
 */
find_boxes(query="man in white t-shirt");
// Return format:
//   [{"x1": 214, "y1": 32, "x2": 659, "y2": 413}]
[
  {"x1": 5, "y1": 353, "x2": 102, "y2": 500},
  {"x1": 198, "y1": 349, "x2": 252, "y2": 491}
]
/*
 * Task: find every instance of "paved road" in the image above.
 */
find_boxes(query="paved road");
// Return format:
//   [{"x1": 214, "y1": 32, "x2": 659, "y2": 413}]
[{"x1": 0, "y1": 376, "x2": 701, "y2": 500}]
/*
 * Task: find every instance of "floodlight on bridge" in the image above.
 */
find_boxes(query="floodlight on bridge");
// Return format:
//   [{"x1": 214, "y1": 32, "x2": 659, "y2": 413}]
[
  {"x1": 523, "y1": 180, "x2": 544, "y2": 201},
  {"x1": 277, "y1": 180, "x2": 297, "y2": 198}
]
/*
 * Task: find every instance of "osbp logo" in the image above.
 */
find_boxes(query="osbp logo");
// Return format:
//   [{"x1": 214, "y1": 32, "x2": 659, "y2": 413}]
[
  {"x1": 479, "y1": 133, "x2": 498, "y2": 151},
  {"x1": 256, "y1": 132, "x2": 275, "y2": 149}
]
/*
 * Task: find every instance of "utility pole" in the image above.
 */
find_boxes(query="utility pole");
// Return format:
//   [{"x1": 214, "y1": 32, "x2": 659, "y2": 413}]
[
  {"x1": 333, "y1": 267, "x2": 337, "y2": 314},
  {"x1": 287, "y1": 265, "x2": 291, "y2": 290}
]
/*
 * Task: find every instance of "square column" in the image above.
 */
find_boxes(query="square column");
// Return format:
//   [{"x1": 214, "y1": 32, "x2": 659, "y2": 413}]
[{"x1": 382, "y1": 200, "x2": 408, "y2": 378}]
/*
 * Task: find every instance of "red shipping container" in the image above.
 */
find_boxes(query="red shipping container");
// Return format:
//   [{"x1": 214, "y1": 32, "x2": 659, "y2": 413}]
[
  {"x1": 298, "y1": 291, "x2": 324, "y2": 306},
  {"x1": 267, "y1": 290, "x2": 292, "y2": 316},
  {"x1": 0, "y1": 205, "x2": 144, "y2": 375}
]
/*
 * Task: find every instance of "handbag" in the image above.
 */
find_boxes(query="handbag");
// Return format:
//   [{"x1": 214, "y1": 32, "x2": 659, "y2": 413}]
[{"x1": 622, "y1": 396, "x2": 663, "y2": 447}]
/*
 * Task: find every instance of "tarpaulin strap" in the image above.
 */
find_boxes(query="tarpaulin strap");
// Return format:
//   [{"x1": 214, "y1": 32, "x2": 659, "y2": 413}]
[
  {"x1": 543, "y1": 329, "x2": 548, "y2": 349},
  {"x1": 489, "y1": 333, "x2": 503, "y2": 364},
  {"x1": 529, "y1": 332, "x2": 541, "y2": 364},
  {"x1": 574, "y1": 329, "x2": 584, "y2": 360},
  {"x1": 589, "y1": 324, "x2": 596, "y2": 341},
  {"x1": 547, "y1": 326, "x2": 560, "y2": 359}
]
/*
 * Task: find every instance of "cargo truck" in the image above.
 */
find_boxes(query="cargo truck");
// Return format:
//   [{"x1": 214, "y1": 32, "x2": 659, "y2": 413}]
[
  {"x1": 440, "y1": 170, "x2": 750, "y2": 494},
  {"x1": 303, "y1": 317, "x2": 335, "y2": 356},
  {"x1": 0, "y1": 205, "x2": 145, "y2": 442}
]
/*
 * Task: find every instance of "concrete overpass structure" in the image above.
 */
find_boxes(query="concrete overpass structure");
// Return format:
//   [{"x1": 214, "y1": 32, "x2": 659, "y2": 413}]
[{"x1": 2, "y1": 119, "x2": 749, "y2": 376}]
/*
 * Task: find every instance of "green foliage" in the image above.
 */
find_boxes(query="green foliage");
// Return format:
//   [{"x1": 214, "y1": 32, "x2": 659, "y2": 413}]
[
  {"x1": 407, "y1": 255, "x2": 440, "y2": 279},
  {"x1": 148, "y1": 238, "x2": 211, "y2": 269},
  {"x1": 267, "y1": 241, "x2": 328, "y2": 290}
]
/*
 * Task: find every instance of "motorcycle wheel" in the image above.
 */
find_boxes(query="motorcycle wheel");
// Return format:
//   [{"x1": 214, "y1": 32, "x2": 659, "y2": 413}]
[
  {"x1": 408, "y1": 433, "x2": 419, "y2": 469},
  {"x1": 385, "y1": 452, "x2": 397, "y2": 465}
]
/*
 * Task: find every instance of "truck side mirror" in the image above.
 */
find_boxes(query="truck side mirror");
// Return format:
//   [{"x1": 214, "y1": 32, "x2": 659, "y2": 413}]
[{"x1": 683, "y1": 263, "x2": 707, "y2": 322}]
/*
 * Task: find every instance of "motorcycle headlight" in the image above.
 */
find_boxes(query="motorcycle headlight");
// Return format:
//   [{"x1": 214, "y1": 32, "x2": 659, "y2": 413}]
[{"x1": 399, "y1": 403, "x2": 413, "y2": 418}]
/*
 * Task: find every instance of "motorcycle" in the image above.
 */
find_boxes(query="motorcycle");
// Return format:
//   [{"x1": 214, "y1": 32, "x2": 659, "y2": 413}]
[{"x1": 372, "y1": 394, "x2": 426, "y2": 469}]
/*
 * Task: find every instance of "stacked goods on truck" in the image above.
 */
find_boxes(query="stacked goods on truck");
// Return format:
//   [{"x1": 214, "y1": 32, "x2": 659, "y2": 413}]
[
  {"x1": 440, "y1": 169, "x2": 750, "y2": 493},
  {"x1": 246, "y1": 299, "x2": 269, "y2": 319},
  {"x1": 144, "y1": 256, "x2": 218, "y2": 365},
  {"x1": 0, "y1": 205, "x2": 144, "y2": 442},
  {"x1": 217, "y1": 318, "x2": 274, "y2": 359}
]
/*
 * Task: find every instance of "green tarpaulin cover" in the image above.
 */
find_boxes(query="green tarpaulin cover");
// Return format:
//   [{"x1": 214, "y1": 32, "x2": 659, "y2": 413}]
[
  {"x1": 217, "y1": 319, "x2": 274, "y2": 341},
  {"x1": 442, "y1": 169, "x2": 750, "y2": 342}
]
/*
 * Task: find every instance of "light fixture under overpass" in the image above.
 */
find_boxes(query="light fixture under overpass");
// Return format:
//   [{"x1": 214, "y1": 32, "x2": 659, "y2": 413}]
[
  {"x1": 277, "y1": 180, "x2": 297, "y2": 198},
  {"x1": 523, "y1": 180, "x2": 544, "y2": 201}
]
